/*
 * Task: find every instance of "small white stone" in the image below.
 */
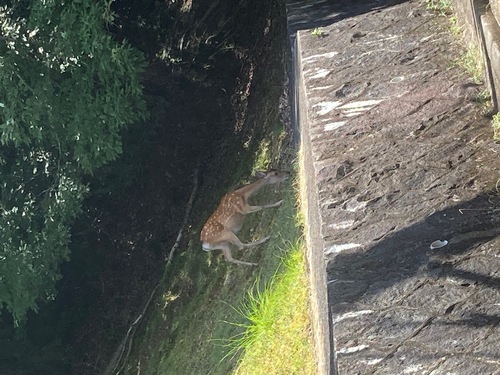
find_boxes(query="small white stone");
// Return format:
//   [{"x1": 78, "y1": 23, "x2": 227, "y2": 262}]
[{"x1": 429, "y1": 240, "x2": 448, "y2": 249}]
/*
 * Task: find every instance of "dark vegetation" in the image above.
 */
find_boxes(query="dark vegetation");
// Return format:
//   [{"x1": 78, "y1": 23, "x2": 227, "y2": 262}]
[{"x1": 0, "y1": 0, "x2": 287, "y2": 374}]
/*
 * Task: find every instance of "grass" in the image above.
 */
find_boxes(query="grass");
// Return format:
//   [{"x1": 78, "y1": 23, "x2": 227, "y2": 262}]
[
  {"x1": 454, "y1": 45, "x2": 484, "y2": 84},
  {"x1": 227, "y1": 240, "x2": 315, "y2": 375},
  {"x1": 110, "y1": 2, "x2": 316, "y2": 369},
  {"x1": 218, "y1": 161, "x2": 315, "y2": 375},
  {"x1": 425, "y1": 0, "x2": 484, "y2": 84},
  {"x1": 427, "y1": 0, "x2": 487, "y2": 89},
  {"x1": 252, "y1": 139, "x2": 272, "y2": 173},
  {"x1": 113, "y1": 133, "x2": 316, "y2": 375},
  {"x1": 425, "y1": 0, "x2": 453, "y2": 15},
  {"x1": 428, "y1": 0, "x2": 500, "y2": 136},
  {"x1": 311, "y1": 28, "x2": 326, "y2": 38}
]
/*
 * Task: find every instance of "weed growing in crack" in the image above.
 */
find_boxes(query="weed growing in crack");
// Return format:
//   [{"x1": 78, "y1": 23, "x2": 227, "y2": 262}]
[
  {"x1": 454, "y1": 46, "x2": 484, "y2": 84},
  {"x1": 311, "y1": 28, "x2": 326, "y2": 37},
  {"x1": 425, "y1": 0, "x2": 453, "y2": 15}
]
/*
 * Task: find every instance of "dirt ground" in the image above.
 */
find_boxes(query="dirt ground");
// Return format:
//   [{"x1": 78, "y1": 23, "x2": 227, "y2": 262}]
[{"x1": 288, "y1": 0, "x2": 500, "y2": 373}]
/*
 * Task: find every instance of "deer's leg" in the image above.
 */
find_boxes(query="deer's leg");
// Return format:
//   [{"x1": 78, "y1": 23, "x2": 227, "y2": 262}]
[
  {"x1": 214, "y1": 230, "x2": 270, "y2": 250},
  {"x1": 228, "y1": 231, "x2": 270, "y2": 249},
  {"x1": 262, "y1": 199, "x2": 283, "y2": 208},
  {"x1": 221, "y1": 246, "x2": 257, "y2": 266},
  {"x1": 242, "y1": 200, "x2": 284, "y2": 214}
]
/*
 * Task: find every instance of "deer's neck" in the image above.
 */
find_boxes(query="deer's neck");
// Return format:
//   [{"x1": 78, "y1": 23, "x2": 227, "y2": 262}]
[{"x1": 236, "y1": 178, "x2": 268, "y2": 199}]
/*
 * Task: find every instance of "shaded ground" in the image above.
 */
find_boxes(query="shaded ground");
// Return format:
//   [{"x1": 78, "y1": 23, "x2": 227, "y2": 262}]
[
  {"x1": 0, "y1": 1, "x2": 289, "y2": 375},
  {"x1": 289, "y1": 0, "x2": 500, "y2": 373},
  {"x1": 64, "y1": 2, "x2": 290, "y2": 375}
]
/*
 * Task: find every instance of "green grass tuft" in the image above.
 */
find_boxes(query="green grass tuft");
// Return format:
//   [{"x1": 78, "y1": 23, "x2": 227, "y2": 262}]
[
  {"x1": 224, "y1": 240, "x2": 315, "y2": 375},
  {"x1": 425, "y1": 0, "x2": 453, "y2": 15},
  {"x1": 454, "y1": 45, "x2": 484, "y2": 84}
]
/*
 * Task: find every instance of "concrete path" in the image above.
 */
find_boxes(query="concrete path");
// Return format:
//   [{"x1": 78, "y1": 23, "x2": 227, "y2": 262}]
[{"x1": 288, "y1": 0, "x2": 500, "y2": 374}]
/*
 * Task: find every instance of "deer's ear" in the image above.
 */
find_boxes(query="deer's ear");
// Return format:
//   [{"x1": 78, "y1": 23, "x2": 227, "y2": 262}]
[{"x1": 255, "y1": 171, "x2": 267, "y2": 178}]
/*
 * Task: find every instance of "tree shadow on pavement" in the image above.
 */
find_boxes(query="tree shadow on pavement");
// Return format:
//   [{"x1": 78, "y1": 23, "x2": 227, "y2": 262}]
[
  {"x1": 287, "y1": 0, "x2": 409, "y2": 32},
  {"x1": 328, "y1": 192, "x2": 500, "y2": 330}
]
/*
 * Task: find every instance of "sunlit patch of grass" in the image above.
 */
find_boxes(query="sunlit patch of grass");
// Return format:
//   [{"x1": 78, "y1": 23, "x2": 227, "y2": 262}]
[
  {"x1": 253, "y1": 140, "x2": 271, "y2": 172},
  {"x1": 225, "y1": 240, "x2": 315, "y2": 375},
  {"x1": 252, "y1": 125, "x2": 291, "y2": 175},
  {"x1": 447, "y1": 14, "x2": 463, "y2": 36},
  {"x1": 310, "y1": 27, "x2": 327, "y2": 38},
  {"x1": 476, "y1": 89, "x2": 491, "y2": 104},
  {"x1": 426, "y1": 0, "x2": 484, "y2": 84},
  {"x1": 426, "y1": 0, "x2": 486, "y2": 86},
  {"x1": 454, "y1": 45, "x2": 484, "y2": 84}
]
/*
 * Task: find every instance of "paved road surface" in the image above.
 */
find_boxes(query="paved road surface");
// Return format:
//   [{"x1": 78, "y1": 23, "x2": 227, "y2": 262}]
[{"x1": 288, "y1": 0, "x2": 500, "y2": 373}]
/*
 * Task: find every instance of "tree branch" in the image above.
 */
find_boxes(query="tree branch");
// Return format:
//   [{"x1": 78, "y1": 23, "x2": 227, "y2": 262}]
[
  {"x1": 103, "y1": 165, "x2": 200, "y2": 375},
  {"x1": 167, "y1": 165, "x2": 199, "y2": 266}
]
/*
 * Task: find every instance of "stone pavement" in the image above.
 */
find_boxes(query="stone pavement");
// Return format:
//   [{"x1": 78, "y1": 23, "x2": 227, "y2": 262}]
[{"x1": 287, "y1": 0, "x2": 500, "y2": 374}]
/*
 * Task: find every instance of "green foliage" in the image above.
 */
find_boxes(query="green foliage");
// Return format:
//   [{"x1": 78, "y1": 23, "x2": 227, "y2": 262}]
[
  {"x1": 425, "y1": 0, "x2": 453, "y2": 15},
  {"x1": 310, "y1": 28, "x2": 326, "y2": 37},
  {"x1": 0, "y1": 0, "x2": 146, "y2": 171},
  {"x1": 454, "y1": 45, "x2": 484, "y2": 84},
  {"x1": 0, "y1": 0, "x2": 146, "y2": 324}
]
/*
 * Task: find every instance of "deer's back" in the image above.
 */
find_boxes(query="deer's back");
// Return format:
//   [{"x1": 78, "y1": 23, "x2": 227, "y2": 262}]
[{"x1": 200, "y1": 192, "x2": 245, "y2": 242}]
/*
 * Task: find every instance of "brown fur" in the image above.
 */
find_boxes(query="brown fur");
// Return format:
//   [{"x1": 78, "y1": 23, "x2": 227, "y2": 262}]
[{"x1": 200, "y1": 170, "x2": 289, "y2": 266}]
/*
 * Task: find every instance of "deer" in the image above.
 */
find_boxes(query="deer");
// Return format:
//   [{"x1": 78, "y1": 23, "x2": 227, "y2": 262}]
[{"x1": 200, "y1": 170, "x2": 289, "y2": 266}]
